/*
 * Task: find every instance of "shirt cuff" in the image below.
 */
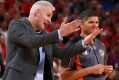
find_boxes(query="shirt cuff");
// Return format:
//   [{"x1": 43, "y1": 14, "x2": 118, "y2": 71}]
[
  {"x1": 58, "y1": 29, "x2": 63, "y2": 41},
  {"x1": 82, "y1": 40, "x2": 88, "y2": 48}
]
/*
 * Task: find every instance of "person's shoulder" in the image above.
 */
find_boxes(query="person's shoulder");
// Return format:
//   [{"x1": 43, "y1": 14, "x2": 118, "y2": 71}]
[
  {"x1": 69, "y1": 35, "x2": 82, "y2": 44},
  {"x1": 9, "y1": 18, "x2": 24, "y2": 25},
  {"x1": 8, "y1": 18, "x2": 27, "y2": 31},
  {"x1": 95, "y1": 38, "x2": 105, "y2": 47}
]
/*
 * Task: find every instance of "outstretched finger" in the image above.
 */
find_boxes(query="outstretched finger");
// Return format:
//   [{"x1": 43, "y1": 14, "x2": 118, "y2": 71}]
[
  {"x1": 73, "y1": 28, "x2": 80, "y2": 32},
  {"x1": 98, "y1": 28, "x2": 104, "y2": 34},
  {"x1": 67, "y1": 19, "x2": 81, "y2": 26},
  {"x1": 93, "y1": 28, "x2": 103, "y2": 37},
  {"x1": 61, "y1": 17, "x2": 68, "y2": 25}
]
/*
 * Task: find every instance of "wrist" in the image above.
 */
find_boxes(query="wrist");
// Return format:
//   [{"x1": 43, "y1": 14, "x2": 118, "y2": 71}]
[
  {"x1": 86, "y1": 67, "x2": 94, "y2": 74},
  {"x1": 82, "y1": 40, "x2": 88, "y2": 48}
]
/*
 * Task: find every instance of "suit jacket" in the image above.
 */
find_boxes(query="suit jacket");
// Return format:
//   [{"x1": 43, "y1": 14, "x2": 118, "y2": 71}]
[{"x1": 2, "y1": 17, "x2": 85, "y2": 80}]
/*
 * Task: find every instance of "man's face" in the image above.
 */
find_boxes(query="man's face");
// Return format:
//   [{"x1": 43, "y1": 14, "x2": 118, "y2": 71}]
[
  {"x1": 81, "y1": 16, "x2": 99, "y2": 35},
  {"x1": 36, "y1": 6, "x2": 53, "y2": 30}
]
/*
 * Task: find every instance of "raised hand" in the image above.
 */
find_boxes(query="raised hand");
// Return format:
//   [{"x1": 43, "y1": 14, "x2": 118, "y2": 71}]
[
  {"x1": 59, "y1": 17, "x2": 81, "y2": 37},
  {"x1": 83, "y1": 28, "x2": 103, "y2": 45}
]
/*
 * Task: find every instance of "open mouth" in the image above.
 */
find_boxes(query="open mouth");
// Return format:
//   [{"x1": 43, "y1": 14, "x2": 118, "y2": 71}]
[{"x1": 44, "y1": 22, "x2": 47, "y2": 26}]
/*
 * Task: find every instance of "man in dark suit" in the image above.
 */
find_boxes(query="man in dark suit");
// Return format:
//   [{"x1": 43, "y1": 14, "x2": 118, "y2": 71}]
[{"x1": 2, "y1": 1, "x2": 103, "y2": 80}]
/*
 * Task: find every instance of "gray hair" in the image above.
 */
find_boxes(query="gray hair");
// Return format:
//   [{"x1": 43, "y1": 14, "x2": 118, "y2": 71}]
[{"x1": 29, "y1": 0, "x2": 55, "y2": 15}]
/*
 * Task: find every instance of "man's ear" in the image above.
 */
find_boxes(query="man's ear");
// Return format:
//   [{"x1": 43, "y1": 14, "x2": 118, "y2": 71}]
[
  {"x1": 80, "y1": 21, "x2": 83, "y2": 28},
  {"x1": 34, "y1": 9, "x2": 40, "y2": 17}
]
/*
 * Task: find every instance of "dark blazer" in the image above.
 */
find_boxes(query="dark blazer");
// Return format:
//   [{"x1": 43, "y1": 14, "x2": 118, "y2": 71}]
[{"x1": 2, "y1": 18, "x2": 85, "y2": 80}]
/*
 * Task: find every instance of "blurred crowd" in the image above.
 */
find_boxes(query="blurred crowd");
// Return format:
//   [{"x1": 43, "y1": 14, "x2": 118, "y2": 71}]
[{"x1": 0, "y1": 0, "x2": 119, "y2": 79}]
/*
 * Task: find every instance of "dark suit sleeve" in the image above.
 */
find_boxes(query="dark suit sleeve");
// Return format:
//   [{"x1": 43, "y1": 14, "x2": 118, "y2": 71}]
[
  {"x1": 53, "y1": 40, "x2": 86, "y2": 60},
  {"x1": 8, "y1": 20, "x2": 59, "y2": 48}
]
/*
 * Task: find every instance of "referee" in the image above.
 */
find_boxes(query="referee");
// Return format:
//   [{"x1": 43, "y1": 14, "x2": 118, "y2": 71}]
[{"x1": 61, "y1": 9, "x2": 113, "y2": 80}]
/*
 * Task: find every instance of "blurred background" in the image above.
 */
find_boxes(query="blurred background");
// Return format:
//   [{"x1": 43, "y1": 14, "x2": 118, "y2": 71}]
[{"x1": 0, "y1": 0, "x2": 119, "y2": 80}]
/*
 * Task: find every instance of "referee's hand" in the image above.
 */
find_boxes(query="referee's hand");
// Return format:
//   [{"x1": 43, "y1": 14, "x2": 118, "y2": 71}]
[
  {"x1": 90, "y1": 64, "x2": 104, "y2": 74},
  {"x1": 104, "y1": 65, "x2": 113, "y2": 75},
  {"x1": 83, "y1": 28, "x2": 103, "y2": 45}
]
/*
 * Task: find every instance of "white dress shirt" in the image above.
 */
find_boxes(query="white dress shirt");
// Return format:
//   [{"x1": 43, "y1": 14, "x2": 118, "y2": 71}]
[{"x1": 34, "y1": 30, "x2": 62, "y2": 80}]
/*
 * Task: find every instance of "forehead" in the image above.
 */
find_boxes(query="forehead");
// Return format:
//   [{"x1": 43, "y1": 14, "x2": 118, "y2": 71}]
[
  {"x1": 85, "y1": 16, "x2": 99, "y2": 21},
  {"x1": 41, "y1": 6, "x2": 53, "y2": 14}
]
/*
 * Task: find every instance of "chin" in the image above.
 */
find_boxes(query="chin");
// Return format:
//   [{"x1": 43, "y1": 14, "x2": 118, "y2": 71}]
[
  {"x1": 41, "y1": 27, "x2": 45, "y2": 30},
  {"x1": 39, "y1": 24, "x2": 44, "y2": 29},
  {"x1": 36, "y1": 25, "x2": 44, "y2": 31}
]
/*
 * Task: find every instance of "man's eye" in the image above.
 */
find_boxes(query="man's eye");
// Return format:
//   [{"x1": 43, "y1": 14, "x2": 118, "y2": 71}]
[{"x1": 89, "y1": 21, "x2": 93, "y2": 23}]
